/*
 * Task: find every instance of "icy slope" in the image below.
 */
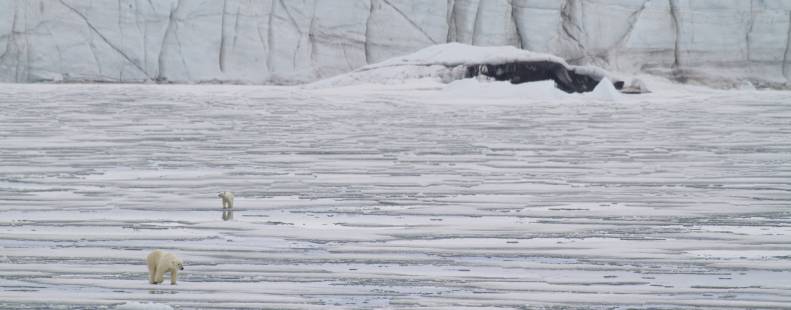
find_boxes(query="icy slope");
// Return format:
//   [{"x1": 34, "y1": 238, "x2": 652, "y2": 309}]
[
  {"x1": 310, "y1": 43, "x2": 617, "y2": 90},
  {"x1": 0, "y1": 0, "x2": 789, "y2": 87},
  {"x1": 311, "y1": 43, "x2": 570, "y2": 88}
]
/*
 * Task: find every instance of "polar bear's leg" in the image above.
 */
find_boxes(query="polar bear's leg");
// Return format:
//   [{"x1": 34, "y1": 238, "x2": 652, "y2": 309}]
[
  {"x1": 154, "y1": 268, "x2": 166, "y2": 284},
  {"x1": 147, "y1": 258, "x2": 156, "y2": 284},
  {"x1": 147, "y1": 250, "x2": 162, "y2": 284},
  {"x1": 219, "y1": 192, "x2": 234, "y2": 209},
  {"x1": 170, "y1": 269, "x2": 178, "y2": 285},
  {"x1": 148, "y1": 265, "x2": 157, "y2": 284}
]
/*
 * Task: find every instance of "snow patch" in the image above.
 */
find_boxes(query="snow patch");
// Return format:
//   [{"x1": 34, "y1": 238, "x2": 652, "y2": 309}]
[
  {"x1": 444, "y1": 79, "x2": 564, "y2": 100},
  {"x1": 622, "y1": 78, "x2": 651, "y2": 94},
  {"x1": 737, "y1": 80, "x2": 757, "y2": 91},
  {"x1": 588, "y1": 77, "x2": 622, "y2": 101},
  {"x1": 307, "y1": 65, "x2": 463, "y2": 89},
  {"x1": 366, "y1": 43, "x2": 568, "y2": 70},
  {"x1": 115, "y1": 302, "x2": 174, "y2": 310}
]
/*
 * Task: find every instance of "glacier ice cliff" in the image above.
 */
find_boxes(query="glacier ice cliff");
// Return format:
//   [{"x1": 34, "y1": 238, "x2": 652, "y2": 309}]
[{"x1": 1, "y1": 0, "x2": 790, "y2": 88}]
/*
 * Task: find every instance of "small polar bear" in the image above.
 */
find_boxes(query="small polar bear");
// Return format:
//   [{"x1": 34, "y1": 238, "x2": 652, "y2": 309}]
[
  {"x1": 147, "y1": 250, "x2": 183, "y2": 285},
  {"x1": 218, "y1": 191, "x2": 234, "y2": 209}
]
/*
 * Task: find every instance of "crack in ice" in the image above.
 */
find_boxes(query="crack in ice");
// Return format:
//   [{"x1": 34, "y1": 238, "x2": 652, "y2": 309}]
[
  {"x1": 783, "y1": 10, "x2": 791, "y2": 80},
  {"x1": 669, "y1": 0, "x2": 681, "y2": 69},
  {"x1": 219, "y1": 0, "x2": 227, "y2": 73},
  {"x1": 510, "y1": 0, "x2": 523, "y2": 49},
  {"x1": 560, "y1": 0, "x2": 588, "y2": 62},
  {"x1": 364, "y1": 0, "x2": 374, "y2": 64},
  {"x1": 57, "y1": 0, "x2": 151, "y2": 80},
  {"x1": 612, "y1": 0, "x2": 651, "y2": 51},
  {"x1": 381, "y1": 0, "x2": 438, "y2": 44}
]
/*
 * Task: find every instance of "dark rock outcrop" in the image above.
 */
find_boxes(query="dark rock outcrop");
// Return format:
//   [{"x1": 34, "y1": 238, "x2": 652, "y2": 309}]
[{"x1": 465, "y1": 61, "x2": 623, "y2": 93}]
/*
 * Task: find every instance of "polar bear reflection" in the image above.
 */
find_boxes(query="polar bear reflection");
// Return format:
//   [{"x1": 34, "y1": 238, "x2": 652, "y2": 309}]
[{"x1": 222, "y1": 210, "x2": 233, "y2": 221}]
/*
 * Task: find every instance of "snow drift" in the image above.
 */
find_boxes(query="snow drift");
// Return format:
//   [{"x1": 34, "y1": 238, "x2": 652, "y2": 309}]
[
  {"x1": 115, "y1": 302, "x2": 174, "y2": 310},
  {"x1": 311, "y1": 43, "x2": 621, "y2": 93}
]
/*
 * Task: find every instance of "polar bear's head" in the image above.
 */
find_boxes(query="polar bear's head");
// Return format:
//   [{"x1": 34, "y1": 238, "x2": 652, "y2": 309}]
[{"x1": 172, "y1": 258, "x2": 184, "y2": 270}]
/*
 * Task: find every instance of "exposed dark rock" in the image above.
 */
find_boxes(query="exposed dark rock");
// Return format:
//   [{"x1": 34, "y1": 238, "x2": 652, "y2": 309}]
[
  {"x1": 465, "y1": 61, "x2": 623, "y2": 93},
  {"x1": 622, "y1": 78, "x2": 651, "y2": 94}
]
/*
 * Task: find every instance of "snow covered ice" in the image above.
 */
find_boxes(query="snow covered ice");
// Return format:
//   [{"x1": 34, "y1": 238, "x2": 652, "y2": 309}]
[
  {"x1": 0, "y1": 80, "x2": 790, "y2": 309},
  {"x1": 2, "y1": 0, "x2": 791, "y2": 307}
]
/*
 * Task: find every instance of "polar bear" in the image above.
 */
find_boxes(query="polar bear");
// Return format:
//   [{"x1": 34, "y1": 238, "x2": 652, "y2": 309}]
[
  {"x1": 218, "y1": 191, "x2": 234, "y2": 209},
  {"x1": 146, "y1": 250, "x2": 183, "y2": 285}
]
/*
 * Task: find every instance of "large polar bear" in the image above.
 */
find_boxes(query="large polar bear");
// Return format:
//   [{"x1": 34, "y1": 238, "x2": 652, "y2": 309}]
[
  {"x1": 218, "y1": 191, "x2": 234, "y2": 209},
  {"x1": 147, "y1": 250, "x2": 183, "y2": 285}
]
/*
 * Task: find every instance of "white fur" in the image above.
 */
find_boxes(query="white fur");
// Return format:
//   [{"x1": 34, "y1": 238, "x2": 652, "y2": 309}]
[
  {"x1": 218, "y1": 191, "x2": 234, "y2": 209},
  {"x1": 146, "y1": 250, "x2": 184, "y2": 285}
]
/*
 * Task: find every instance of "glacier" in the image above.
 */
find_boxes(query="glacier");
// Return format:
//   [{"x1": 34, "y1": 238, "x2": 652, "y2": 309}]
[{"x1": 1, "y1": 0, "x2": 790, "y2": 88}]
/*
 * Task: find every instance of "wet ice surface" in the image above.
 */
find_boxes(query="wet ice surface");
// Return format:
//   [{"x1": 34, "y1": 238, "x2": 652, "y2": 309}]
[{"x1": 0, "y1": 83, "x2": 790, "y2": 309}]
